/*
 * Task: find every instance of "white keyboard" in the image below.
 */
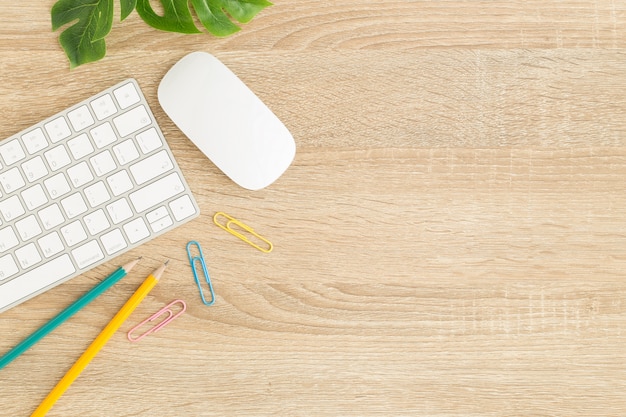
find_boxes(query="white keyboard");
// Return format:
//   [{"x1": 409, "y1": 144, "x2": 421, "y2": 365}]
[{"x1": 0, "y1": 79, "x2": 199, "y2": 313}]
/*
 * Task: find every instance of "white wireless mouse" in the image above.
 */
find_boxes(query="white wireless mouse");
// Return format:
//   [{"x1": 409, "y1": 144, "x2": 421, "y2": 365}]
[{"x1": 158, "y1": 52, "x2": 296, "y2": 190}]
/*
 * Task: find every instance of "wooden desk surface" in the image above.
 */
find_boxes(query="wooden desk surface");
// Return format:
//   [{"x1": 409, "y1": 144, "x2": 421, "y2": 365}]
[{"x1": 2, "y1": 1, "x2": 626, "y2": 416}]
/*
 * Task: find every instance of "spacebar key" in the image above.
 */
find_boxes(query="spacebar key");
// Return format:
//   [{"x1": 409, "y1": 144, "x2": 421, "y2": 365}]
[
  {"x1": 129, "y1": 172, "x2": 184, "y2": 213},
  {"x1": 0, "y1": 254, "x2": 76, "y2": 312}
]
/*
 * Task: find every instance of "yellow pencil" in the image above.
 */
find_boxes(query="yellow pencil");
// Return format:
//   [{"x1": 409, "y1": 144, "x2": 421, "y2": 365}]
[{"x1": 30, "y1": 261, "x2": 169, "y2": 417}]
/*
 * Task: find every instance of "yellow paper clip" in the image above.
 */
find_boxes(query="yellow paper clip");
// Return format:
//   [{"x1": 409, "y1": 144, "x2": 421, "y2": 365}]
[
  {"x1": 127, "y1": 299, "x2": 187, "y2": 342},
  {"x1": 213, "y1": 212, "x2": 273, "y2": 253}
]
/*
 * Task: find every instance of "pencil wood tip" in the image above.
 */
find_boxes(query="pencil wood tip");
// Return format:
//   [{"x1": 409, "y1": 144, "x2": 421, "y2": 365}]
[
  {"x1": 123, "y1": 257, "x2": 141, "y2": 272},
  {"x1": 151, "y1": 260, "x2": 170, "y2": 280}
]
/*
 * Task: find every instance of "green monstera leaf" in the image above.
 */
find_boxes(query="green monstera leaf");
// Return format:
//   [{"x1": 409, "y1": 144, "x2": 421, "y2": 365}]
[
  {"x1": 51, "y1": 0, "x2": 114, "y2": 68},
  {"x1": 51, "y1": 0, "x2": 272, "y2": 68}
]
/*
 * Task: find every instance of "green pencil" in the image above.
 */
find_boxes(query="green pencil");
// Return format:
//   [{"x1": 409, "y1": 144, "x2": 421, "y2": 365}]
[{"x1": 0, "y1": 257, "x2": 140, "y2": 370}]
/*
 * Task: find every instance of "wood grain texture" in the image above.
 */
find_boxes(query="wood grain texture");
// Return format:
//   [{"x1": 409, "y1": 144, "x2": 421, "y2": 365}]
[{"x1": 1, "y1": 1, "x2": 626, "y2": 416}]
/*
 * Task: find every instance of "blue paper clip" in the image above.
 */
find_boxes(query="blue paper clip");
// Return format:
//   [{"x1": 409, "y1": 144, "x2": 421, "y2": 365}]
[{"x1": 186, "y1": 240, "x2": 215, "y2": 306}]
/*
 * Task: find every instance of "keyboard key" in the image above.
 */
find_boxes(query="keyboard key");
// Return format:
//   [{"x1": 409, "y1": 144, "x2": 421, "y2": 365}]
[
  {"x1": 148, "y1": 213, "x2": 173, "y2": 233},
  {"x1": 22, "y1": 184, "x2": 48, "y2": 210},
  {"x1": 60, "y1": 192, "x2": 88, "y2": 218},
  {"x1": 71, "y1": 240, "x2": 104, "y2": 269},
  {"x1": 67, "y1": 133, "x2": 94, "y2": 160},
  {"x1": 44, "y1": 145, "x2": 72, "y2": 171},
  {"x1": 84, "y1": 209, "x2": 111, "y2": 235},
  {"x1": 170, "y1": 195, "x2": 197, "y2": 221},
  {"x1": 67, "y1": 161, "x2": 94, "y2": 188},
  {"x1": 112, "y1": 139, "x2": 139, "y2": 165},
  {"x1": 44, "y1": 116, "x2": 71, "y2": 143},
  {"x1": 90, "y1": 93, "x2": 117, "y2": 120},
  {"x1": 44, "y1": 172, "x2": 71, "y2": 198},
  {"x1": 0, "y1": 139, "x2": 26, "y2": 165},
  {"x1": 60, "y1": 220, "x2": 87, "y2": 247},
  {"x1": 107, "y1": 170, "x2": 133, "y2": 196},
  {"x1": 100, "y1": 229, "x2": 127, "y2": 255},
  {"x1": 22, "y1": 156, "x2": 49, "y2": 183},
  {"x1": 136, "y1": 128, "x2": 162, "y2": 154},
  {"x1": 38, "y1": 204, "x2": 65, "y2": 230},
  {"x1": 90, "y1": 150, "x2": 116, "y2": 176},
  {"x1": 146, "y1": 206, "x2": 169, "y2": 224},
  {"x1": 15, "y1": 243, "x2": 42, "y2": 269},
  {"x1": 38, "y1": 232, "x2": 64, "y2": 258},
  {"x1": 113, "y1": 105, "x2": 151, "y2": 137},
  {"x1": 107, "y1": 198, "x2": 133, "y2": 224},
  {"x1": 21, "y1": 128, "x2": 48, "y2": 155},
  {"x1": 90, "y1": 122, "x2": 117, "y2": 148},
  {"x1": 123, "y1": 217, "x2": 149, "y2": 244},
  {"x1": 130, "y1": 150, "x2": 173, "y2": 185},
  {"x1": 129, "y1": 172, "x2": 184, "y2": 213},
  {"x1": 0, "y1": 167, "x2": 26, "y2": 193},
  {"x1": 15, "y1": 215, "x2": 43, "y2": 241},
  {"x1": 0, "y1": 195, "x2": 25, "y2": 222},
  {"x1": 84, "y1": 181, "x2": 110, "y2": 207},
  {"x1": 0, "y1": 226, "x2": 19, "y2": 252},
  {"x1": 113, "y1": 83, "x2": 140, "y2": 109},
  {"x1": 0, "y1": 255, "x2": 74, "y2": 309},
  {"x1": 67, "y1": 105, "x2": 95, "y2": 132},
  {"x1": 0, "y1": 254, "x2": 19, "y2": 282}
]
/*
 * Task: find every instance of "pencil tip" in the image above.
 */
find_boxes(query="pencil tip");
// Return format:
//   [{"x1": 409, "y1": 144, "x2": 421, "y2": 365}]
[
  {"x1": 152, "y1": 260, "x2": 169, "y2": 280},
  {"x1": 123, "y1": 257, "x2": 141, "y2": 272}
]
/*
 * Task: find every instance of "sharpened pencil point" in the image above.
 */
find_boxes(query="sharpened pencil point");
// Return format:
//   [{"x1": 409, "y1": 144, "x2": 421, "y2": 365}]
[
  {"x1": 151, "y1": 261, "x2": 169, "y2": 281},
  {"x1": 123, "y1": 257, "x2": 141, "y2": 273}
]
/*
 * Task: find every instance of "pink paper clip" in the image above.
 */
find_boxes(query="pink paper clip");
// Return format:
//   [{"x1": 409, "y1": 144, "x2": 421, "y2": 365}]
[{"x1": 127, "y1": 299, "x2": 187, "y2": 342}]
